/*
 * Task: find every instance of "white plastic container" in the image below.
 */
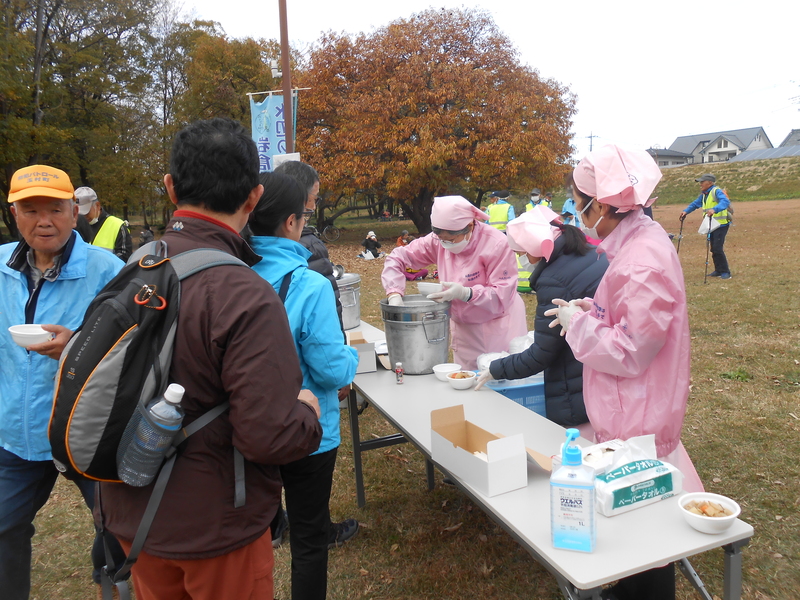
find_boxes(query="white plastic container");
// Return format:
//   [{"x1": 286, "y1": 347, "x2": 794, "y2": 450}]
[{"x1": 550, "y1": 428, "x2": 596, "y2": 552}]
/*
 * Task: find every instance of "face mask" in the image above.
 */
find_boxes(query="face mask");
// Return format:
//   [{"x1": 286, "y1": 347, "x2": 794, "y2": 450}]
[
  {"x1": 517, "y1": 254, "x2": 536, "y2": 271},
  {"x1": 578, "y1": 197, "x2": 603, "y2": 239},
  {"x1": 440, "y1": 231, "x2": 471, "y2": 254},
  {"x1": 89, "y1": 217, "x2": 99, "y2": 225}
]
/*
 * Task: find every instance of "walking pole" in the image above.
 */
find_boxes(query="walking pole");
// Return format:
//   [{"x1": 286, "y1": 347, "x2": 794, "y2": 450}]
[
  {"x1": 676, "y1": 215, "x2": 685, "y2": 254},
  {"x1": 703, "y1": 214, "x2": 712, "y2": 284}
]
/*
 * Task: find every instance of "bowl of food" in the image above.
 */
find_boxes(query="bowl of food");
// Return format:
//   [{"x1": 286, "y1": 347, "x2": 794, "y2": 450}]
[
  {"x1": 8, "y1": 325, "x2": 54, "y2": 348},
  {"x1": 432, "y1": 363, "x2": 462, "y2": 382},
  {"x1": 447, "y1": 370, "x2": 476, "y2": 390},
  {"x1": 416, "y1": 282, "x2": 443, "y2": 297},
  {"x1": 679, "y1": 492, "x2": 740, "y2": 534}
]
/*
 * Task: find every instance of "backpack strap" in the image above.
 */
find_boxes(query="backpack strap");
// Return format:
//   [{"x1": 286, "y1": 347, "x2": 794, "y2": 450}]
[{"x1": 105, "y1": 401, "x2": 233, "y2": 591}]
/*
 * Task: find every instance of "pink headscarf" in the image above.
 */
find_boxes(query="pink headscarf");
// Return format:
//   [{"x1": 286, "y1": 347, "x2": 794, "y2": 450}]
[
  {"x1": 506, "y1": 205, "x2": 562, "y2": 261},
  {"x1": 430, "y1": 195, "x2": 488, "y2": 231},
  {"x1": 573, "y1": 145, "x2": 662, "y2": 212}
]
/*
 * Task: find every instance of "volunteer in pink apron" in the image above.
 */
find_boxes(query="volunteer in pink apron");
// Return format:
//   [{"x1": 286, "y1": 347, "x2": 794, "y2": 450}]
[
  {"x1": 382, "y1": 195, "x2": 527, "y2": 370},
  {"x1": 546, "y1": 145, "x2": 702, "y2": 600}
]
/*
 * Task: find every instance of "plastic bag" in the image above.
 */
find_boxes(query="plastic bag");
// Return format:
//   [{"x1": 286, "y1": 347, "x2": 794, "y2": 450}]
[
  {"x1": 476, "y1": 352, "x2": 509, "y2": 372},
  {"x1": 698, "y1": 216, "x2": 721, "y2": 235},
  {"x1": 508, "y1": 332, "x2": 535, "y2": 354}
]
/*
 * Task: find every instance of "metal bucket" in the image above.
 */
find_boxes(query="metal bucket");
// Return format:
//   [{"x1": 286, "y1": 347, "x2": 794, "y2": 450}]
[
  {"x1": 336, "y1": 273, "x2": 361, "y2": 330},
  {"x1": 380, "y1": 294, "x2": 451, "y2": 375}
]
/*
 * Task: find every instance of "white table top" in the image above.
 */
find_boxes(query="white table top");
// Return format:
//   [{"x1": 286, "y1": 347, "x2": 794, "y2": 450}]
[{"x1": 352, "y1": 357, "x2": 754, "y2": 590}]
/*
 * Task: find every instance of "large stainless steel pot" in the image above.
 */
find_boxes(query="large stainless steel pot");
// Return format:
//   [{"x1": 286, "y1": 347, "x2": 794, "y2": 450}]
[
  {"x1": 336, "y1": 273, "x2": 361, "y2": 330},
  {"x1": 380, "y1": 294, "x2": 450, "y2": 375}
]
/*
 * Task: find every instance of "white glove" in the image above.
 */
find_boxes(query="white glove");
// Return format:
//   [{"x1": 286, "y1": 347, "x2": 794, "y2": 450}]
[
  {"x1": 428, "y1": 282, "x2": 471, "y2": 303},
  {"x1": 544, "y1": 299, "x2": 587, "y2": 337},
  {"x1": 474, "y1": 369, "x2": 494, "y2": 391},
  {"x1": 387, "y1": 293, "x2": 404, "y2": 306}
]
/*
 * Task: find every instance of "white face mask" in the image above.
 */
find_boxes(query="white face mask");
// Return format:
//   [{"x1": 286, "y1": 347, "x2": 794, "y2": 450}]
[
  {"x1": 89, "y1": 216, "x2": 99, "y2": 225},
  {"x1": 578, "y1": 197, "x2": 603, "y2": 239},
  {"x1": 517, "y1": 254, "x2": 536, "y2": 271},
  {"x1": 440, "y1": 231, "x2": 471, "y2": 254}
]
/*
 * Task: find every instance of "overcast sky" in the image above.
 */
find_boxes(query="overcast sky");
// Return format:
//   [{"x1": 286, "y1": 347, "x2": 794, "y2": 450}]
[{"x1": 186, "y1": 0, "x2": 798, "y2": 159}]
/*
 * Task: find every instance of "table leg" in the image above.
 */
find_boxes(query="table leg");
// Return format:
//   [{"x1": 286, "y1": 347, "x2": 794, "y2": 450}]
[
  {"x1": 348, "y1": 387, "x2": 367, "y2": 508},
  {"x1": 425, "y1": 459, "x2": 435, "y2": 491},
  {"x1": 723, "y1": 538, "x2": 750, "y2": 600},
  {"x1": 555, "y1": 574, "x2": 603, "y2": 599},
  {"x1": 678, "y1": 558, "x2": 713, "y2": 600}
]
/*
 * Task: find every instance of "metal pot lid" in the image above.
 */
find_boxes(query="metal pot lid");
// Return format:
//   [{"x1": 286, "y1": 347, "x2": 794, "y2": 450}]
[{"x1": 336, "y1": 272, "x2": 361, "y2": 286}]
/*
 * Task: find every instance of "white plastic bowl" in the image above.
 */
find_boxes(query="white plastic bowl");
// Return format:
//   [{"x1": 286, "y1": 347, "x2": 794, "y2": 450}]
[
  {"x1": 8, "y1": 325, "x2": 54, "y2": 348},
  {"x1": 679, "y1": 492, "x2": 741, "y2": 534},
  {"x1": 447, "y1": 371, "x2": 476, "y2": 390},
  {"x1": 416, "y1": 282, "x2": 443, "y2": 297},
  {"x1": 432, "y1": 363, "x2": 462, "y2": 382}
]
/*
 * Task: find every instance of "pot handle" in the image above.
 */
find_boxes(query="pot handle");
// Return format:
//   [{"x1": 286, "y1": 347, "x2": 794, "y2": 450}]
[{"x1": 421, "y1": 313, "x2": 447, "y2": 344}]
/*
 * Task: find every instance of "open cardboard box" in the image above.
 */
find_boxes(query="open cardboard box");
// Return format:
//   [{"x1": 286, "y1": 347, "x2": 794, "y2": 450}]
[
  {"x1": 346, "y1": 331, "x2": 376, "y2": 374},
  {"x1": 431, "y1": 405, "x2": 528, "y2": 497}
]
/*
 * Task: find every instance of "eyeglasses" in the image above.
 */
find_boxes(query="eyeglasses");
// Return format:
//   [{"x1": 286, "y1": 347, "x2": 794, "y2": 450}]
[
  {"x1": 302, "y1": 210, "x2": 314, "y2": 222},
  {"x1": 432, "y1": 225, "x2": 470, "y2": 243}
]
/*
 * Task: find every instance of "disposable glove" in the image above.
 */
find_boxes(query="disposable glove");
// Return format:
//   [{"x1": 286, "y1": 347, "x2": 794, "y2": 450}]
[
  {"x1": 474, "y1": 369, "x2": 494, "y2": 391},
  {"x1": 544, "y1": 299, "x2": 588, "y2": 336},
  {"x1": 428, "y1": 282, "x2": 471, "y2": 303},
  {"x1": 387, "y1": 293, "x2": 404, "y2": 306}
]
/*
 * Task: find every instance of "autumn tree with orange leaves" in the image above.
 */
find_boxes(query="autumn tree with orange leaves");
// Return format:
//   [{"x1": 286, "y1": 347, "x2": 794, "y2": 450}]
[{"x1": 295, "y1": 7, "x2": 576, "y2": 233}]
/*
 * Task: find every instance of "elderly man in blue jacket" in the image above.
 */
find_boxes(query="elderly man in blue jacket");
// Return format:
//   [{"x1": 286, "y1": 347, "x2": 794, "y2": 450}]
[{"x1": 0, "y1": 165, "x2": 123, "y2": 599}]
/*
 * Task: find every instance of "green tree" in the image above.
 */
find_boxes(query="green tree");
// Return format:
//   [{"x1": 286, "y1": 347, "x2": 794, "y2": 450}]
[
  {"x1": 295, "y1": 7, "x2": 576, "y2": 233},
  {"x1": 1, "y1": 0, "x2": 159, "y2": 235},
  {"x1": 175, "y1": 33, "x2": 279, "y2": 125}
]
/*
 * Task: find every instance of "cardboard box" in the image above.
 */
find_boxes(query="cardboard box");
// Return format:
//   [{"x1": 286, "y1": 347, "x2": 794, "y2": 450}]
[
  {"x1": 346, "y1": 331, "x2": 376, "y2": 374},
  {"x1": 430, "y1": 405, "x2": 527, "y2": 497}
]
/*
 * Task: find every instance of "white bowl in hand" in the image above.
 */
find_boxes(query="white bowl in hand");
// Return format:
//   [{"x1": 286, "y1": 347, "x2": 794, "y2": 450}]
[
  {"x1": 416, "y1": 282, "x2": 443, "y2": 297},
  {"x1": 432, "y1": 363, "x2": 462, "y2": 382},
  {"x1": 679, "y1": 492, "x2": 741, "y2": 534},
  {"x1": 447, "y1": 371, "x2": 476, "y2": 390},
  {"x1": 8, "y1": 325, "x2": 54, "y2": 348}
]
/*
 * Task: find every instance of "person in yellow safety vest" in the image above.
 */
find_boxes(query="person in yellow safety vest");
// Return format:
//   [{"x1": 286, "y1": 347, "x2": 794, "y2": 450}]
[
  {"x1": 484, "y1": 190, "x2": 515, "y2": 232},
  {"x1": 516, "y1": 254, "x2": 533, "y2": 293},
  {"x1": 541, "y1": 192, "x2": 553, "y2": 208},
  {"x1": 525, "y1": 188, "x2": 541, "y2": 212},
  {"x1": 680, "y1": 173, "x2": 731, "y2": 279},
  {"x1": 74, "y1": 187, "x2": 132, "y2": 261}
]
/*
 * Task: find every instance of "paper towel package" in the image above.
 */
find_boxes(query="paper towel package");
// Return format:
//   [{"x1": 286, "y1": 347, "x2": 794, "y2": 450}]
[{"x1": 590, "y1": 435, "x2": 683, "y2": 517}]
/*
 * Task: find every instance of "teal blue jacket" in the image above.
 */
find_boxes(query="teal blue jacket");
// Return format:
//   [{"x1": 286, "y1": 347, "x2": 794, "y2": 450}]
[
  {"x1": 0, "y1": 232, "x2": 123, "y2": 461},
  {"x1": 250, "y1": 236, "x2": 358, "y2": 455}
]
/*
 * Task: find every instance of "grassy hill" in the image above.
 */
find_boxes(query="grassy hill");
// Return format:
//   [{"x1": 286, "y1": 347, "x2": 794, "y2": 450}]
[{"x1": 653, "y1": 155, "x2": 800, "y2": 205}]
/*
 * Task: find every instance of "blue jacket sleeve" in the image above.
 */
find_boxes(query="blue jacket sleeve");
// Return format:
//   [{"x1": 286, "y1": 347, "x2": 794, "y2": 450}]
[
  {"x1": 684, "y1": 194, "x2": 703, "y2": 213},
  {"x1": 712, "y1": 188, "x2": 730, "y2": 212}
]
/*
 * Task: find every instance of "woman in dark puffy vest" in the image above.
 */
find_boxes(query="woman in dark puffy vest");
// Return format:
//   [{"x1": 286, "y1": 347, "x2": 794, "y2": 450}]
[{"x1": 476, "y1": 205, "x2": 607, "y2": 434}]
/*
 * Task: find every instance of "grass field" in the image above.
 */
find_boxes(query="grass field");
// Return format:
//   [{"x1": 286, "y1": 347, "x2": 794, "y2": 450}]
[{"x1": 31, "y1": 199, "x2": 799, "y2": 600}]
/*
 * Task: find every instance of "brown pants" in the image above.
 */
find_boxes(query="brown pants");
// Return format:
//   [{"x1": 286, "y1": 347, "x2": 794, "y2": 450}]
[{"x1": 119, "y1": 529, "x2": 274, "y2": 600}]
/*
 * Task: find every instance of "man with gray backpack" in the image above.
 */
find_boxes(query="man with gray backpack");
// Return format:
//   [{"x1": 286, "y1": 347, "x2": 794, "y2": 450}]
[{"x1": 92, "y1": 118, "x2": 322, "y2": 599}]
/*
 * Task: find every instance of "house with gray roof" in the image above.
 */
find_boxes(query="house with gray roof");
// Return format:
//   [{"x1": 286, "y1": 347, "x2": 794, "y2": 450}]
[
  {"x1": 646, "y1": 148, "x2": 694, "y2": 168},
  {"x1": 668, "y1": 127, "x2": 773, "y2": 164},
  {"x1": 779, "y1": 129, "x2": 800, "y2": 147}
]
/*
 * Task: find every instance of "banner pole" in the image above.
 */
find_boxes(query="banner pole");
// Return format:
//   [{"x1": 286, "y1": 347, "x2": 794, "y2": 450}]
[{"x1": 278, "y1": 0, "x2": 294, "y2": 153}]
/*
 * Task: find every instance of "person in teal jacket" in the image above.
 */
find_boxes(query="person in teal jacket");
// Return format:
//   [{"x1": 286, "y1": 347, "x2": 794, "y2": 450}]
[
  {"x1": 249, "y1": 172, "x2": 359, "y2": 600},
  {"x1": 0, "y1": 165, "x2": 123, "y2": 599}
]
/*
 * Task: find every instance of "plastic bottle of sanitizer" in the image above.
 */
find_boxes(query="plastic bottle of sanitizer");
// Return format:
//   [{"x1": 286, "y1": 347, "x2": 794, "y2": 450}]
[{"x1": 550, "y1": 428, "x2": 596, "y2": 552}]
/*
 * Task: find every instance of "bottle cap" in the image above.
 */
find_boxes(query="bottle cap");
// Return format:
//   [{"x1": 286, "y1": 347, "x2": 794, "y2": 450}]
[
  {"x1": 396, "y1": 362, "x2": 402, "y2": 368},
  {"x1": 164, "y1": 383, "x2": 185, "y2": 405},
  {"x1": 562, "y1": 428, "x2": 582, "y2": 466}
]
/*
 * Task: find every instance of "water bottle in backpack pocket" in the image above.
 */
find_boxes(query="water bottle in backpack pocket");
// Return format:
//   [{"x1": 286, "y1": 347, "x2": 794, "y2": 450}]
[{"x1": 117, "y1": 383, "x2": 185, "y2": 487}]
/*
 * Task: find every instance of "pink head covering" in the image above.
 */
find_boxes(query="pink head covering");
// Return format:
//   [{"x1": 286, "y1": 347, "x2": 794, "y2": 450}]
[
  {"x1": 573, "y1": 144, "x2": 662, "y2": 212},
  {"x1": 430, "y1": 195, "x2": 488, "y2": 231},
  {"x1": 506, "y1": 205, "x2": 561, "y2": 261}
]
